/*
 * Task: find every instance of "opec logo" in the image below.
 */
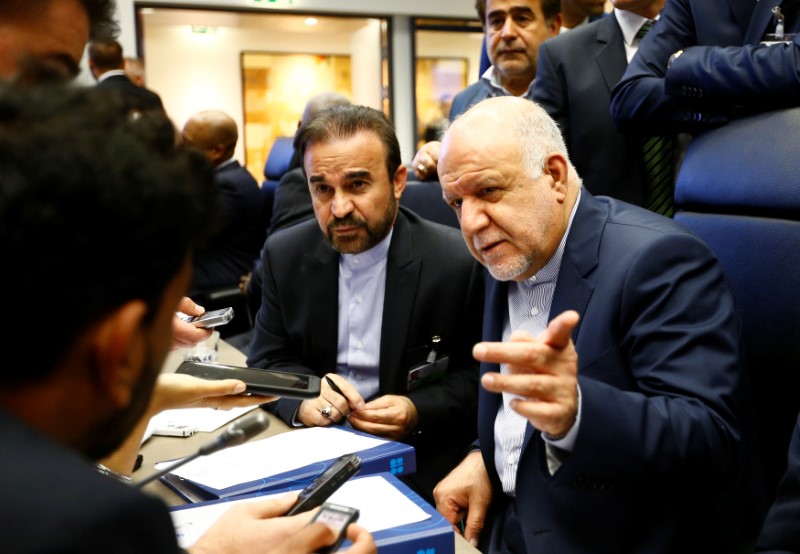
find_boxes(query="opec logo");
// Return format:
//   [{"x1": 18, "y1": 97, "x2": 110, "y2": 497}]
[
  {"x1": 389, "y1": 457, "x2": 404, "y2": 475},
  {"x1": 416, "y1": 549, "x2": 435, "y2": 554}
]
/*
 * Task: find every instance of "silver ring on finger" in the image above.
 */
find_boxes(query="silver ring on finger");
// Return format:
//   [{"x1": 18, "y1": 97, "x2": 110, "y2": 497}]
[{"x1": 320, "y1": 405, "x2": 333, "y2": 418}]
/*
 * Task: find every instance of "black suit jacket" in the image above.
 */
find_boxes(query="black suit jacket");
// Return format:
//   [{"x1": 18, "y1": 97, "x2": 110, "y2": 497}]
[
  {"x1": 268, "y1": 166, "x2": 314, "y2": 236},
  {"x1": 192, "y1": 161, "x2": 265, "y2": 293},
  {"x1": 533, "y1": 16, "x2": 646, "y2": 205},
  {"x1": 0, "y1": 409, "x2": 180, "y2": 553},
  {"x1": 247, "y1": 207, "x2": 483, "y2": 498},
  {"x1": 95, "y1": 73, "x2": 164, "y2": 112}
]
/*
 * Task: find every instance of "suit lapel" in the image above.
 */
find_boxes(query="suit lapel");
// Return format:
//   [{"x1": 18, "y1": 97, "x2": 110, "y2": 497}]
[
  {"x1": 744, "y1": 0, "x2": 783, "y2": 44},
  {"x1": 479, "y1": 276, "x2": 508, "y2": 479},
  {"x1": 305, "y1": 238, "x2": 340, "y2": 369},
  {"x1": 595, "y1": 15, "x2": 628, "y2": 93},
  {"x1": 379, "y1": 211, "x2": 421, "y2": 392},
  {"x1": 522, "y1": 191, "x2": 600, "y2": 447}
]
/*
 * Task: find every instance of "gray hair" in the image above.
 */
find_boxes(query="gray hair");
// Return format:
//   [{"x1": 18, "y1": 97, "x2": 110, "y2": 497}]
[{"x1": 514, "y1": 102, "x2": 580, "y2": 186}]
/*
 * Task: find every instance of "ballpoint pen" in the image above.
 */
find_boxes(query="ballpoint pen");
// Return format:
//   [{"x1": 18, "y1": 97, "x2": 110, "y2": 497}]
[{"x1": 325, "y1": 375, "x2": 347, "y2": 400}]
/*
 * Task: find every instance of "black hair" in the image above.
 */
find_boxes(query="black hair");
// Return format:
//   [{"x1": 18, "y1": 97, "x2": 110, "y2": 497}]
[
  {"x1": 0, "y1": 85, "x2": 217, "y2": 382},
  {"x1": 475, "y1": 0, "x2": 561, "y2": 25},
  {"x1": 294, "y1": 105, "x2": 402, "y2": 181}
]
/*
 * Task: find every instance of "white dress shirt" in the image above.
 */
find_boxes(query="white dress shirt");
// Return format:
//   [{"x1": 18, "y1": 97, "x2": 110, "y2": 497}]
[
  {"x1": 494, "y1": 189, "x2": 583, "y2": 494},
  {"x1": 335, "y1": 229, "x2": 393, "y2": 401}
]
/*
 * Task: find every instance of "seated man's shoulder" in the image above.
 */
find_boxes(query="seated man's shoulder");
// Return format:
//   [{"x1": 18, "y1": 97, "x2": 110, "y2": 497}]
[{"x1": 265, "y1": 217, "x2": 320, "y2": 250}]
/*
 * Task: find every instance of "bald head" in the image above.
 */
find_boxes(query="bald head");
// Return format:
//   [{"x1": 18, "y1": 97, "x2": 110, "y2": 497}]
[
  {"x1": 302, "y1": 92, "x2": 351, "y2": 126},
  {"x1": 181, "y1": 110, "x2": 238, "y2": 167},
  {"x1": 441, "y1": 96, "x2": 578, "y2": 186}
]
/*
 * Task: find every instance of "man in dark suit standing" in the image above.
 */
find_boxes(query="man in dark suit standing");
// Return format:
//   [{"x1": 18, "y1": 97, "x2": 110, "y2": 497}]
[
  {"x1": 433, "y1": 96, "x2": 760, "y2": 552},
  {"x1": 411, "y1": 0, "x2": 561, "y2": 179},
  {"x1": 182, "y1": 110, "x2": 265, "y2": 296},
  {"x1": 532, "y1": 0, "x2": 665, "y2": 205},
  {"x1": 611, "y1": 0, "x2": 800, "y2": 134},
  {"x1": 88, "y1": 39, "x2": 163, "y2": 112},
  {"x1": 247, "y1": 105, "x2": 483, "y2": 501}
]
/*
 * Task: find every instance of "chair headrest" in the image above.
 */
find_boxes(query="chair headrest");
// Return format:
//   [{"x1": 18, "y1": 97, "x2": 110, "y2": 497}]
[
  {"x1": 264, "y1": 136, "x2": 296, "y2": 180},
  {"x1": 675, "y1": 107, "x2": 800, "y2": 213}
]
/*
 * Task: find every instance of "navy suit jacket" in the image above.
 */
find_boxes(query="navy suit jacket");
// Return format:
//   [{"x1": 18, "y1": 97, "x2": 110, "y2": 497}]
[
  {"x1": 611, "y1": 0, "x2": 800, "y2": 134},
  {"x1": 95, "y1": 73, "x2": 164, "y2": 112},
  {"x1": 247, "y1": 207, "x2": 483, "y2": 497},
  {"x1": 479, "y1": 191, "x2": 760, "y2": 552},
  {"x1": 533, "y1": 15, "x2": 646, "y2": 205},
  {"x1": 449, "y1": 80, "x2": 493, "y2": 122},
  {"x1": 0, "y1": 410, "x2": 180, "y2": 553},
  {"x1": 192, "y1": 161, "x2": 265, "y2": 293},
  {"x1": 758, "y1": 413, "x2": 800, "y2": 552}
]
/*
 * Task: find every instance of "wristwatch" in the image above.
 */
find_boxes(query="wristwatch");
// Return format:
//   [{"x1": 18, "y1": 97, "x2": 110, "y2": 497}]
[{"x1": 667, "y1": 49, "x2": 684, "y2": 69}]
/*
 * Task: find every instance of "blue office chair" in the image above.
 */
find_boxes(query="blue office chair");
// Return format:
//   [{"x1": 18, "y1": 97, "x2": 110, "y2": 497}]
[
  {"x1": 673, "y1": 106, "x2": 800, "y2": 507},
  {"x1": 401, "y1": 178, "x2": 459, "y2": 229},
  {"x1": 261, "y1": 136, "x2": 296, "y2": 228}
]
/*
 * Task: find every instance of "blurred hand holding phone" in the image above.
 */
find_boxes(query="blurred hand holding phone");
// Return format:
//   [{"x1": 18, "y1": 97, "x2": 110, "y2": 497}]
[{"x1": 177, "y1": 307, "x2": 234, "y2": 328}]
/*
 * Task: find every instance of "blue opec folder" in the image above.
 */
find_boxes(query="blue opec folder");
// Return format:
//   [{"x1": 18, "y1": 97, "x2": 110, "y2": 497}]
[
  {"x1": 160, "y1": 426, "x2": 416, "y2": 502},
  {"x1": 169, "y1": 472, "x2": 455, "y2": 554}
]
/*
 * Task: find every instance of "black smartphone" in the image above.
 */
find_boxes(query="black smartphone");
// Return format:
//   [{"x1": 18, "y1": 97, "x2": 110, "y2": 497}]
[
  {"x1": 177, "y1": 307, "x2": 234, "y2": 328},
  {"x1": 310, "y1": 503, "x2": 360, "y2": 554},
  {"x1": 287, "y1": 453, "x2": 362, "y2": 516},
  {"x1": 175, "y1": 361, "x2": 321, "y2": 399}
]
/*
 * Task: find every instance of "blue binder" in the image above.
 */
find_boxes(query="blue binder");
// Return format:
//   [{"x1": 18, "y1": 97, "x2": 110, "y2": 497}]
[
  {"x1": 160, "y1": 426, "x2": 416, "y2": 502},
  {"x1": 169, "y1": 472, "x2": 454, "y2": 554}
]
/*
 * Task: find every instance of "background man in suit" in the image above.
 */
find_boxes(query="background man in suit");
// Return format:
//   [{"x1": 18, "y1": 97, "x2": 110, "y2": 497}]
[
  {"x1": 0, "y1": 84, "x2": 374, "y2": 554},
  {"x1": 532, "y1": 0, "x2": 665, "y2": 205},
  {"x1": 182, "y1": 109, "x2": 265, "y2": 297},
  {"x1": 433, "y1": 96, "x2": 759, "y2": 552},
  {"x1": 88, "y1": 39, "x2": 163, "y2": 111},
  {"x1": 611, "y1": 0, "x2": 800, "y2": 134},
  {"x1": 246, "y1": 105, "x2": 483, "y2": 501},
  {"x1": 411, "y1": 0, "x2": 561, "y2": 179}
]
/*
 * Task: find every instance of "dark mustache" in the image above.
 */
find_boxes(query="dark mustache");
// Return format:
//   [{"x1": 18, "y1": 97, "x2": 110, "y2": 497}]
[{"x1": 328, "y1": 215, "x2": 366, "y2": 230}]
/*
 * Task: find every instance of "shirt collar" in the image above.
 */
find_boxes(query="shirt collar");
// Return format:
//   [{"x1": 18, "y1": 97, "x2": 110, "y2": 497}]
[
  {"x1": 480, "y1": 66, "x2": 536, "y2": 100},
  {"x1": 215, "y1": 157, "x2": 237, "y2": 172},
  {"x1": 98, "y1": 69, "x2": 127, "y2": 83},
  {"x1": 341, "y1": 227, "x2": 393, "y2": 270},
  {"x1": 615, "y1": 8, "x2": 655, "y2": 48}
]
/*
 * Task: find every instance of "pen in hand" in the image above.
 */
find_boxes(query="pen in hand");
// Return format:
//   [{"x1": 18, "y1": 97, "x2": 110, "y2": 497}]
[{"x1": 325, "y1": 375, "x2": 347, "y2": 399}]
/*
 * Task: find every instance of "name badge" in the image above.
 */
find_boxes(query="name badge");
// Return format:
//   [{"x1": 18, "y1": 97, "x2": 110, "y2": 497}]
[{"x1": 407, "y1": 356, "x2": 449, "y2": 391}]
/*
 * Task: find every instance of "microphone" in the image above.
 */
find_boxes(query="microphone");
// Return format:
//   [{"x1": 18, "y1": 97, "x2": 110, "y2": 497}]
[{"x1": 135, "y1": 410, "x2": 269, "y2": 488}]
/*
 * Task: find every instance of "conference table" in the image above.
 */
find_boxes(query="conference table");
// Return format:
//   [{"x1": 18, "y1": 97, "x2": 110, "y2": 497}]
[{"x1": 136, "y1": 340, "x2": 479, "y2": 554}]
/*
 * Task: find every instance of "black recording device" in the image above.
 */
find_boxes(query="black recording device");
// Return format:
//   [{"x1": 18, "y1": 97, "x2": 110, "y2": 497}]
[
  {"x1": 286, "y1": 453, "x2": 362, "y2": 516},
  {"x1": 177, "y1": 307, "x2": 234, "y2": 328},
  {"x1": 176, "y1": 361, "x2": 321, "y2": 399},
  {"x1": 310, "y1": 502, "x2": 360, "y2": 554}
]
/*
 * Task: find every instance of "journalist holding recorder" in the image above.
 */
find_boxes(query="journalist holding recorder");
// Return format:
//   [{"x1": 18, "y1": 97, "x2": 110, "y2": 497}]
[{"x1": 0, "y1": 83, "x2": 375, "y2": 554}]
